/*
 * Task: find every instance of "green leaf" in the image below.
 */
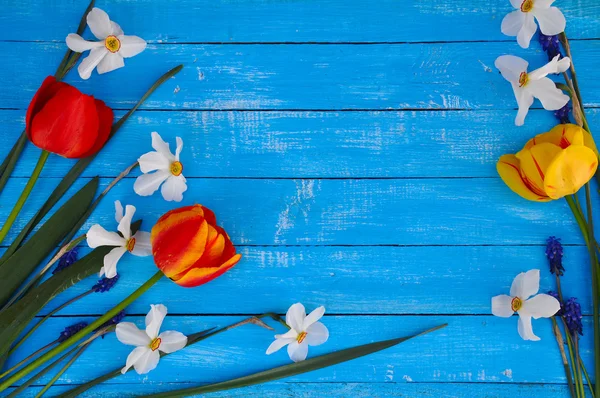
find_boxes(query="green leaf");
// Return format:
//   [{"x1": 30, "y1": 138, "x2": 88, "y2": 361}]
[
  {"x1": 140, "y1": 324, "x2": 447, "y2": 398},
  {"x1": 0, "y1": 64, "x2": 183, "y2": 263},
  {"x1": 0, "y1": 220, "x2": 142, "y2": 358},
  {"x1": 0, "y1": 177, "x2": 98, "y2": 307}
]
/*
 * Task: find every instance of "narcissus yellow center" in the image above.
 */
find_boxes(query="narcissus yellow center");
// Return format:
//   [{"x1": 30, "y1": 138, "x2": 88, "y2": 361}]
[
  {"x1": 104, "y1": 35, "x2": 121, "y2": 53},
  {"x1": 520, "y1": 0, "x2": 533, "y2": 12},
  {"x1": 170, "y1": 161, "x2": 183, "y2": 176},
  {"x1": 297, "y1": 331, "x2": 307, "y2": 343},
  {"x1": 518, "y1": 72, "x2": 529, "y2": 87},
  {"x1": 126, "y1": 237, "x2": 136, "y2": 252},
  {"x1": 150, "y1": 337, "x2": 162, "y2": 351},
  {"x1": 511, "y1": 297, "x2": 523, "y2": 312}
]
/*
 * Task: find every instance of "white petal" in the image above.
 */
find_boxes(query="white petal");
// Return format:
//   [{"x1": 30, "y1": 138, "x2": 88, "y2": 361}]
[
  {"x1": 517, "y1": 313, "x2": 540, "y2": 341},
  {"x1": 510, "y1": 269, "x2": 540, "y2": 300},
  {"x1": 87, "y1": 8, "x2": 113, "y2": 40},
  {"x1": 103, "y1": 247, "x2": 127, "y2": 279},
  {"x1": 275, "y1": 329, "x2": 299, "y2": 340},
  {"x1": 266, "y1": 337, "x2": 294, "y2": 355},
  {"x1": 501, "y1": 11, "x2": 525, "y2": 37},
  {"x1": 514, "y1": 86, "x2": 534, "y2": 126},
  {"x1": 66, "y1": 33, "x2": 102, "y2": 53},
  {"x1": 305, "y1": 322, "x2": 329, "y2": 346},
  {"x1": 527, "y1": 78, "x2": 570, "y2": 110},
  {"x1": 534, "y1": 0, "x2": 556, "y2": 9},
  {"x1": 118, "y1": 35, "x2": 147, "y2": 58},
  {"x1": 523, "y1": 294, "x2": 561, "y2": 319},
  {"x1": 509, "y1": 0, "x2": 522, "y2": 8},
  {"x1": 146, "y1": 304, "x2": 167, "y2": 340},
  {"x1": 161, "y1": 175, "x2": 187, "y2": 202},
  {"x1": 133, "y1": 348, "x2": 160, "y2": 375},
  {"x1": 529, "y1": 55, "x2": 571, "y2": 80},
  {"x1": 491, "y1": 295, "x2": 515, "y2": 318},
  {"x1": 117, "y1": 204, "x2": 135, "y2": 240},
  {"x1": 175, "y1": 137, "x2": 183, "y2": 160},
  {"x1": 87, "y1": 224, "x2": 126, "y2": 248},
  {"x1": 134, "y1": 170, "x2": 171, "y2": 197},
  {"x1": 77, "y1": 47, "x2": 108, "y2": 80},
  {"x1": 131, "y1": 231, "x2": 152, "y2": 257},
  {"x1": 303, "y1": 306, "x2": 325, "y2": 330},
  {"x1": 138, "y1": 151, "x2": 170, "y2": 173},
  {"x1": 286, "y1": 303, "x2": 306, "y2": 333},
  {"x1": 121, "y1": 346, "x2": 150, "y2": 374},
  {"x1": 111, "y1": 21, "x2": 124, "y2": 36},
  {"x1": 114, "y1": 200, "x2": 124, "y2": 223},
  {"x1": 151, "y1": 132, "x2": 175, "y2": 160},
  {"x1": 287, "y1": 341, "x2": 309, "y2": 362},
  {"x1": 533, "y1": 7, "x2": 566, "y2": 35},
  {"x1": 495, "y1": 55, "x2": 528, "y2": 84},
  {"x1": 517, "y1": 13, "x2": 537, "y2": 49},
  {"x1": 116, "y1": 322, "x2": 151, "y2": 346},
  {"x1": 97, "y1": 52, "x2": 125, "y2": 75},
  {"x1": 158, "y1": 331, "x2": 188, "y2": 353}
]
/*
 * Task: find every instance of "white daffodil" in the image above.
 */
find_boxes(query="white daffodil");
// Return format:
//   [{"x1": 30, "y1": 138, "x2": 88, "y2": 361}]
[
  {"x1": 495, "y1": 54, "x2": 570, "y2": 126},
  {"x1": 86, "y1": 200, "x2": 152, "y2": 278},
  {"x1": 501, "y1": 0, "x2": 566, "y2": 48},
  {"x1": 266, "y1": 303, "x2": 329, "y2": 362},
  {"x1": 492, "y1": 269, "x2": 560, "y2": 341},
  {"x1": 116, "y1": 304, "x2": 187, "y2": 375},
  {"x1": 134, "y1": 132, "x2": 187, "y2": 202},
  {"x1": 66, "y1": 8, "x2": 146, "y2": 80}
]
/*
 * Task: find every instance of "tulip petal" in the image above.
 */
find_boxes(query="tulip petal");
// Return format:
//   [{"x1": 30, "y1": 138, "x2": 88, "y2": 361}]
[
  {"x1": 492, "y1": 295, "x2": 515, "y2": 318},
  {"x1": 154, "y1": 219, "x2": 209, "y2": 278},
  {"x1": 26, "y1": 76, "x2": 68, "y2": 134},
  {"x1": 79, "y1": 99, "x2": 113, "y2": 158},
  {"x1": 517, "y1": 313, "x2": 540, "y2": 341},
  {"x1": 496, "y1": 154, "x2": 551, "y2": 202},
  {"x1": 87, "y1": 224, "x2": 126, "y2": 248},
  {"x1": 131, "y1": 231, "x2": 152, "y2": 257},
  {"x1": 303, "y1": 306, "x2": 325, "y2": 330},
  {"x1": 517, "y1": 143, "x2": 562, "y2": 196},
  {"x1": 532, "y1": 7, "x2": 566, "y2": 36},
  {"x1": 116, "y1": 322, "x2": 151, "y2": 347},
  {"x1": 66, "y1": 33, "x2": 103, "y2": 53},
  {"x1": 87, "y1": 7, "x2": 113, "y2": 40},
  {"x1": 287, "y1": 341, "x2": 309, "y2": 362},
  {"x1": 305, "y1": 322, "x2": 329, "y2": 346},
  {"x1": 172, "y1": 253, "x2": 242, "y2": 288},
  {"x1": 157, "y1": 331, "x2": 188, "y2": 353},
  {"x1": 161, "y1": 175, "x2": 188, "y2": 202},
  {"x1": 510, "y1": 269, "x2": 540, "y2": 300},
  {"x1": 544, "y1": 145, "x2": 598, "y2": 199},
  {"x1": 77, "y1": 47, "x2": 108, "y2": 80},
  {"x1": 97, "y1": 52, "x2": 125, "y2": 75},
  {"x1": 118, "y1": 35, "x2": 147, "y2": 58},
  {"x1": 524, "y1": 294, "x2": 560, "y2": 319},
  {"x1": 146, "y1": 304, "x2": 167, "y2": 340},
  {"x1": 266, "y1": 337, "x2": 294, "y2": 355},
  {"x1": 286, "y1": 303, "x2": 306, "y2": 333},
  {"x1": 134, "y1": 170, "x2": 170, "y2": 197}
]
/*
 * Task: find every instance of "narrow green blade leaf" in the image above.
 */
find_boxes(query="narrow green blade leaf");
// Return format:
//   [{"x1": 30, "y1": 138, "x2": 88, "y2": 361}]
[
  {"x1": 0, "y1": 131, "x2": 28, "y2": 197},
  {"x1": 0, "y1": 177, "x2": 98, "y2": 307},
  {"x1": 0, "y1": 220, "x2": 141, "y2": 358},
  {"x1": 142, "y1": 324, "x2": 447, "y2": 398},
  {"x1": 54, "y1": 0, "x2": 95, "y2": 79}
]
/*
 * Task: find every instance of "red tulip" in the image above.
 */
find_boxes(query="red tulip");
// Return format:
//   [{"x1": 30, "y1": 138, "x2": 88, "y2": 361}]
[{"x1": 26, "y1": 76, "x2": 113, "y2": 158}]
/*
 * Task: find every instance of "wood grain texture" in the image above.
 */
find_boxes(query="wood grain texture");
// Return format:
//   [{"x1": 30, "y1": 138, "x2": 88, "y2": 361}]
[
  {"x1": 0, "y1": 41, "x2": 599, "y2": 110},
  {"x1": 0, "y1": 0, "x2": 598, "y2": 43},
  {"x1": 4, "y1": 315, "x2": 592, "y2": 385}
]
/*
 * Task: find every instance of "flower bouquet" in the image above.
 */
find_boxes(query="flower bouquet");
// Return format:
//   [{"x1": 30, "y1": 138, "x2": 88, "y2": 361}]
[{"x1": 0, "y1": 2, "x2": 446, "y2": 396}]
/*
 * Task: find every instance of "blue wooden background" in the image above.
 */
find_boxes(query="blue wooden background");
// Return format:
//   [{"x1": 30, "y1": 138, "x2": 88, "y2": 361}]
[{"x1": 1, "y1": 0, "x2": 600, "y2": 396}]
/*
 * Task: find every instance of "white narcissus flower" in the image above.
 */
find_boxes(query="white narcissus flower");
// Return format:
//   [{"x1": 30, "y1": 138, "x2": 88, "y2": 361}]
[
  {"x1": 492, "y1": 269, "x2": 560, "y2": 341},
  {"x1": 495, "y1": 54, "x2": 571, "y2": 126},
  {"x1": 266, "y1": 303, "x2": 329, "y2": 362},
  {"x1": 66, "y1": 8, "x2": 147, "y2": 80},
  {"x1": 86, "y1": 200, "x2": 152, "y2": 278},
  {"x1": 116, "y1": 304, "x2": 187, "y2": 375},
  {"x1": 501, "y1": 0, "x2": 566, "y2": 48},
  {"x1": 134, "y1": 132, "x2": 187, "y2": 202}
]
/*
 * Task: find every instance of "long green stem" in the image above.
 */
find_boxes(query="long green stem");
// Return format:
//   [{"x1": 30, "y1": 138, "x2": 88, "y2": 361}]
[
  {"x1": 573, "y1": 336, "x2": 585, "y2": 398},
  {"x1": 7, "y1": 290, "x2": 93, "y2": 356},
  {"x1": 0, "y1": 271, "x2": 164, "y2": 392},
  {"x1": 564, "y1": 323, "x2": 581, "y2": 398},
  {"x1": 36, "y1": 342, "x2": 90, "y2": 398},
  {"x1": 581, "y1": 355, "x2": 596, "y2": 398},
  {"x1": 0, "y1": 340, "x2": 57, "y2": 380},
  {"x1": 552, "y1": 317, "x2": 577, "y2": 398},
  {"x1": 0, "y1": 150, "x2": 49, "y2": 246},
  {"x1": 584, "y1": 183, "x2": 600, "y2": 398}
]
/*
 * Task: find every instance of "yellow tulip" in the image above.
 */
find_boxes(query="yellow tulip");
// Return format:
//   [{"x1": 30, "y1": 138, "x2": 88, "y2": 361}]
[{"x1": 497, "y1": 124, "x2": 598, "y2": 202}]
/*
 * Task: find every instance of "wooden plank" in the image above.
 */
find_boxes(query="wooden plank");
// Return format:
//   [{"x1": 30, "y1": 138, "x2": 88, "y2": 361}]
[
  {"x1": 0, "y1": 176, "x2": 590, "y2": 245},
  {"x1": 0, "y1": 0, "x2": 598, "y2": 43},
  {"x1": 1, "y1": 41, "x2": 599, "y2": 110},
  {"x1": 0, "y1": 108, "x2": 576, "y2": 178},
  {"x1": 37, "y1": 245, "x2": 591, "y2": 316},
  {"x1": 4, "y1": 315, "x2": 591, "y2": 385},
  {"x1": 8, "y1": 382, "x2": 574, "y2": 397}
]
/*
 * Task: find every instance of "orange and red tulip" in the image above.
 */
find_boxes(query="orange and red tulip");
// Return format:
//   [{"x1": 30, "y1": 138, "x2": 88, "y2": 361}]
[
  {"x1": 497, "y1": 124, "x2": 598, "y2": 202},
  {"x1": 151, "y1": 205, "x2": 241, "y2": 287}
]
